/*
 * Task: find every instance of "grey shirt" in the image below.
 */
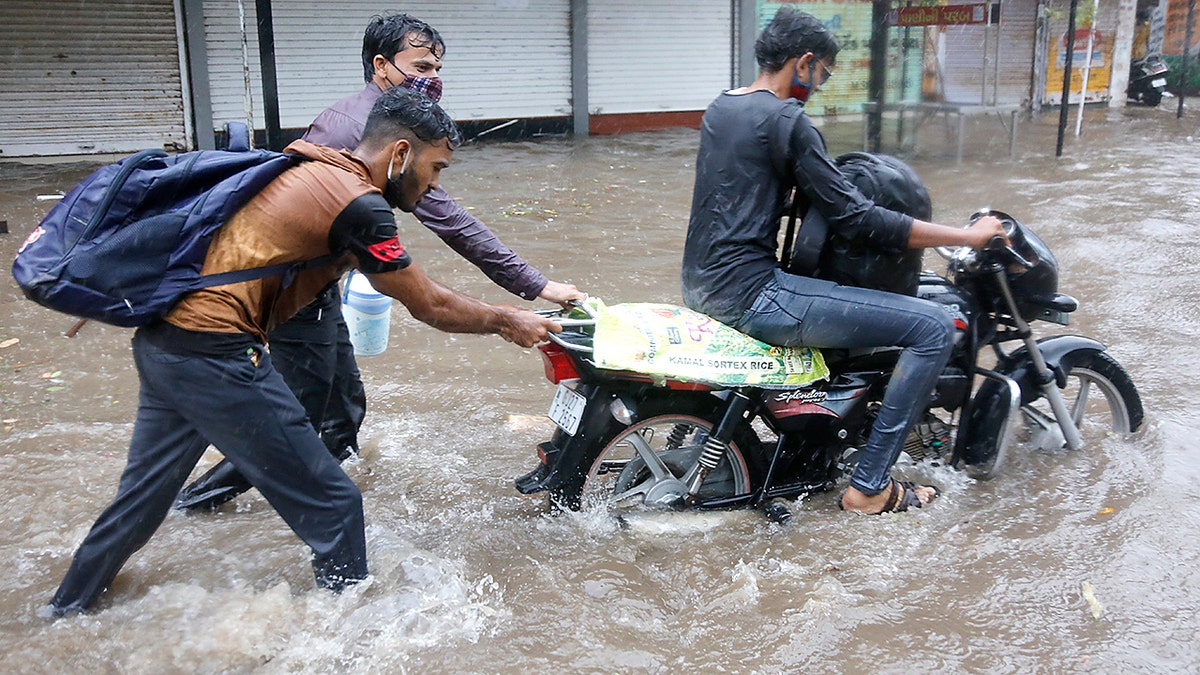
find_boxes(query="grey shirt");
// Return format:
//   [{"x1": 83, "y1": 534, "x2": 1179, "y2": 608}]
[
  {"x1": 682, "y1": 91, "x2": 913, "y2": 324},
  {"x1": 303, "y1": 82, "x2": 549, "y2": 300}
]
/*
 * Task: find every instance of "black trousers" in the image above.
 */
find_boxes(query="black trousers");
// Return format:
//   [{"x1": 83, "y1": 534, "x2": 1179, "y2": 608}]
[
  {"x1": 51, "y1": 327, "x2": 367, "y2": 614},
  {"x1": 270, "y1": 285, "x2": 366, "y2": 460},
  {"x1": 174, "y1": 287, "x2": 368, "y2": 510}
]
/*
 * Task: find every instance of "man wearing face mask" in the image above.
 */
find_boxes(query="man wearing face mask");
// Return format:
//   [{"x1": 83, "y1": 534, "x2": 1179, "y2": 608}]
[
  {"x1": 175, "y1": 12, "x2": 584, "y2": 510},
  {"x1": 682, "y1": 8, "x2": 1006, "y2": 515},
  {"x1": 47, "y1": 87, "x2": 560, "y2": 616}
]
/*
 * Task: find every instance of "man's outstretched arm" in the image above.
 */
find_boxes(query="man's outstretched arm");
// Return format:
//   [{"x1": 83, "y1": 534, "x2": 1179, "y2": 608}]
[
  {"x1": 414, "y1": 187, "x2": 585, "y2": 306},
  {"x1": 365, "y1": 263, "x2": 559, "y2": 348}
]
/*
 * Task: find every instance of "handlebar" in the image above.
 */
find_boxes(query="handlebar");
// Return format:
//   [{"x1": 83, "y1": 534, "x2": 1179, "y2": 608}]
[{"x1": 935, "y1": 209, "x2": 1033, "y2": 271}]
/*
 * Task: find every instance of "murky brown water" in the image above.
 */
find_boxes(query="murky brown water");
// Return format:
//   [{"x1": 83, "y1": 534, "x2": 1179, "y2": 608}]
[{"x1": 2, "y1": 106, "x2": 1199, "y2": 673}]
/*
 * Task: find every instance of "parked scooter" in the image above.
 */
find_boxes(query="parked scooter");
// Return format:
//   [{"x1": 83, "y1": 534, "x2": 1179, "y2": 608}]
[
  {"x1": 514, "y1": 211, "x2": 1144, "y2": 521},
  {"x1": 1128, "y1": 53, "x2": 1170, "y2": 107}
]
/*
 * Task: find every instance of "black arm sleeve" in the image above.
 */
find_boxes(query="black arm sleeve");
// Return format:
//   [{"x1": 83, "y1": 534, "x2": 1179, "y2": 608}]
[{"x1": 328, "y1": 192, "x2": 412, "y2": 274}]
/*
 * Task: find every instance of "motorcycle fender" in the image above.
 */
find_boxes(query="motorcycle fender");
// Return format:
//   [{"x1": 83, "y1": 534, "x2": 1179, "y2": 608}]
[
  {"x1": 995, "y1": 335, "x2": 1106, "y2": 404},
  {"x1": 955, "y1": 368, "x2": 1020, "y2": 477},
  {"x1": 954, "y1": 336, "x2": 1104, "y2": 474},
  {"x1": 514, "y1": 383, "x2": 628, "y2": 495}
]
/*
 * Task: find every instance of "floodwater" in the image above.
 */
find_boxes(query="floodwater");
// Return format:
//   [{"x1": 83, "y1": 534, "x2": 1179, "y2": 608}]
[{"x1": 2, "y1": 105, "x2": 1199, "y2": 673}]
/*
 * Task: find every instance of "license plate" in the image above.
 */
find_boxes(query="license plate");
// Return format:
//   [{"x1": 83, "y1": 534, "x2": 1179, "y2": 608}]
[
  {"x1": 547, "y1": 383, "x2": 587, "y2": 435},
  {"x1": 1151, "y1": 78, "x2": 1167, "y2": 88}
]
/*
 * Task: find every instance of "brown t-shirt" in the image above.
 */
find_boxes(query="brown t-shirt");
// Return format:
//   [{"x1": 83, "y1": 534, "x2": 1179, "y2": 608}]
[{"x1": 165, "y1": 140, "x2": 410, "y2": 342}]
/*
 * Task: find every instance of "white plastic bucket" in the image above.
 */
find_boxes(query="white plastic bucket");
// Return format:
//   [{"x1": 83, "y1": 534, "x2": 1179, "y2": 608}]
[{"x1": 341, "y1": 270, "x2": 392, "y2": 356}]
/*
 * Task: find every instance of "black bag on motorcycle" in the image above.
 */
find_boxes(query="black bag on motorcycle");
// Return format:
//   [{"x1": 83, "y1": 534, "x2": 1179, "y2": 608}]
[{"x1": 785, "y1": 152, "x2": 931, "y2": 296}]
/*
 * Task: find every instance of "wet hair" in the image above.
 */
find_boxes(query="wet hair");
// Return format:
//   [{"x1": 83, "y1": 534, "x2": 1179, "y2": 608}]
[
  {"x1": 754, "y1": 7, "x2": 840, "y2": 73},
  {"x1": 360, "y1": 86, "x2": 462, "y2": 151},
  {"x1": 360, "y1": 12, "x2": 446, "y2": 83}
]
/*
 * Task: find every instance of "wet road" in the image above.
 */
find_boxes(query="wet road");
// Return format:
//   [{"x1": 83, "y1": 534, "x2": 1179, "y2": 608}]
[{"x1": 1, "y1": 106, "x2": 1198, "y2": 673}]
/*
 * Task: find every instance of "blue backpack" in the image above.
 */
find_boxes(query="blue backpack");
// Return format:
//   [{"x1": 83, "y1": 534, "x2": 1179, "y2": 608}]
[{"x1": 12, "y1": 146, "x2": 331, "y2": 327}]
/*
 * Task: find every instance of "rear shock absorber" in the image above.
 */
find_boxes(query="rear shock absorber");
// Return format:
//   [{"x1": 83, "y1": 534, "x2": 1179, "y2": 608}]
[
  {"x1": 685, "y1": 390, "x2": 751, "y2": 503},
  {"x1": 663, "y1": 423, "x2": 691, "y2": 451}
]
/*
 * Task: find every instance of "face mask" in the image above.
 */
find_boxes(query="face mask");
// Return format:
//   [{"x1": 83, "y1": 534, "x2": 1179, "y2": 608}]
[
  {"x1": 388, "y1": 60, "x2": 443, "y2": 102},
  {"x1": 789, "y1": 61, "x2": 812, "y2": 103},
  {"x1": 383, "y1": 148, "x2": 413, "y2": 208}
]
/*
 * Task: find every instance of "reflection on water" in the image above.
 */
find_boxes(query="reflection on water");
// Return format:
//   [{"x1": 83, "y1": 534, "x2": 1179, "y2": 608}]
[{"x1": 2, "y1": 108, "x2": 1199, "y2": 672}]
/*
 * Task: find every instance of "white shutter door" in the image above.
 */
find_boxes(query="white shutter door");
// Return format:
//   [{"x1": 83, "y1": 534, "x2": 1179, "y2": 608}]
[
  {"x1": 0, "y1": 0, "x2": 187, "y2": 156},
  {"x1": 941, "y1": 0, "x2": 1037, "y2": 104},
  {"x1": 416, "y1": 1, "x2": 572, "y2": 121},
  {"x1": 202, "y1": 0, "x2": 572, "y2": 132},
  {"x1": 588, "y1": 0, "x2": 733, "y2": 114},
  {"x1": 994, "y1": 0, "x2": 1037, "y2": 103}
]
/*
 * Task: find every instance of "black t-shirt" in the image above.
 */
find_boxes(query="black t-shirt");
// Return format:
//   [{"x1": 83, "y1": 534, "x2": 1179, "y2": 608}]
[{"x1": 681, "y1": 91, "x2": 913, "y2": 324}]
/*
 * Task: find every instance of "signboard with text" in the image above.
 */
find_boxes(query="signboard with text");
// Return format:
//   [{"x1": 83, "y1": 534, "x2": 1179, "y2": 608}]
[{"x1": 887, "y1": 4, "x2": 991, "y2": 27}]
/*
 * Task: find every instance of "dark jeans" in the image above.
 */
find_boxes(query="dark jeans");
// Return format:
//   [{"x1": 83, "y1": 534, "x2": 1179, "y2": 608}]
[
  {"x1": 734, "y1": 269, "x2": 955, "y2": 496},
  {"x1": 51, "y1": 327, "x2": 368, "y2": 614}
]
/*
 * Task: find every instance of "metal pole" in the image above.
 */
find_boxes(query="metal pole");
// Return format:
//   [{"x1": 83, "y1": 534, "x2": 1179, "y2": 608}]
[
  {"x1": 868, "y1": 0, "x2": 891, "y2": 153},
  {"x1": 1056, "y1": 0, "x2": 1080, "y2": 157},
  {"x1": 899, "y1": 20, "x2": 911, "y2": 144},
  {"x1": 237, "y1": 0, "x2": 255, "y2": 144},
  {"x1": 1179, "y1": 0, "x2": 1196, "y2": 118},
  {"x1": 254, "y1": 0, "x2": 282, "y2": 151},
  {"x1": 571, "y1": 0, "x2": 589, "y2": 137},
  {"x1": 1075, "y1": 0, "x2": 1098, "y2": 136}
]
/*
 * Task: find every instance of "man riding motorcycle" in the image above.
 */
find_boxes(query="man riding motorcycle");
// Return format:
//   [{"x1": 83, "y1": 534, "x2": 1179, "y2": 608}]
[{"x1": 681, "y1": 8, "x2": 1005, "y2": 514}]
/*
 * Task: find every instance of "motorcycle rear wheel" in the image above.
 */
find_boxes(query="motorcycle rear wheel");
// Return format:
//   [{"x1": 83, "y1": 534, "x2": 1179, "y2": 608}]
[
  {"x1": 557, "y1": 397, "x2": 762, "y2": 513},
  {"x1": 1018, "y1": 350, "x2": 1144, "y2": 450},
  {"x1": 1142, "y1": 87, "x2": 1163, "y2": 107}
]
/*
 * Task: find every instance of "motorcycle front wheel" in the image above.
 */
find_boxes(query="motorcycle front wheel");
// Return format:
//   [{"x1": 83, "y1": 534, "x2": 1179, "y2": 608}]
[
  {"x1": 1019, "y1": 350, "x2": 1144, "y2": 450},
  {"x1": 557, "y1": 397, "x2": 762, "y2": 513}
]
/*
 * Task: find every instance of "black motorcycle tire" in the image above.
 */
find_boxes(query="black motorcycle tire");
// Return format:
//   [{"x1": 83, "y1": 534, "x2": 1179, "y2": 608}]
[
  {"x1": 1020, "y1": 349, "x2": 1144, "y2": 447},
  {"x1": 1142, "y1": 87, "x2": 1163, "y2": 107},
  {"x1": 550, "y1": 394, "x2": 765, "y2": 512}
]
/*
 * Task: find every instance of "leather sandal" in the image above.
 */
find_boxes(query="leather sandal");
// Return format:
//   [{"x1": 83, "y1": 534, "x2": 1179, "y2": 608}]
[
  {"x1": 879, "y1": 478, "x2": 940, "y2": 513},
  {"x1": 839, "y1": 478, "x2": 940, "y2": 514}
]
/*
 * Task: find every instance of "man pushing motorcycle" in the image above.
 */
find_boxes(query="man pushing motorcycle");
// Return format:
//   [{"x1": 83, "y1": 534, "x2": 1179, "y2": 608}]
[
  {"x1": 681, "y1": 8, "x2": 1006, "y2": 514},
  {"x1": 47, "y1": 87, "x2": 558, "y2": 616}
]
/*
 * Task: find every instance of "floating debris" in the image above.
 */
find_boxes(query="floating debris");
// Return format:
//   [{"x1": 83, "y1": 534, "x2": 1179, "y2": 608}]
[
  {"x1": 505, "y1": 414, "x2": 554, "y2": 433},
  {"x1": 1081, "y1": 581, "x2": 1103, "y2": 619}
]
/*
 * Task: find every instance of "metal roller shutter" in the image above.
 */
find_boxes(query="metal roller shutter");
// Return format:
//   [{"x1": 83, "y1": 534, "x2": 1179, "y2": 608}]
[
  {"x1": 0, "y1": 0, "x2": 188, "y2": 157},
  {"x1": 588, "y1": 1, "x2": 733, "y2": 114},
  {"x1": 201, "y1": 0, "x2": 572, "y2": 133},
  {"x1": 941, "y1": 0, "x2": 1038, "y2": 104},
  {"x1": 936, "y1": 0, "x2": 1041, "y2": 103}
]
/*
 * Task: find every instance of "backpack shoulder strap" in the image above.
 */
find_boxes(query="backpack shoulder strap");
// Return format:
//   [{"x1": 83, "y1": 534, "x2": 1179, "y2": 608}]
[{"x1": 186, "y1": 253, "x2": 343, "y2": 292}]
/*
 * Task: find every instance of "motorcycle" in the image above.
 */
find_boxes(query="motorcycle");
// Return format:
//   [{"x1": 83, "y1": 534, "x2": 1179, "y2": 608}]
[
  {"x1": 514, "y1": 210, "x2": 1144, "y2": 521},
  {"x1": 1128, "y1": 53, "x2": 1170, "y2": 107}
]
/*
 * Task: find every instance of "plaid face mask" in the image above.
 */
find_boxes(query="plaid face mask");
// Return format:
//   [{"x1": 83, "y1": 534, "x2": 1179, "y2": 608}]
[{"x1": 389, "y1": 61, "x2": 443, "y2": 102}]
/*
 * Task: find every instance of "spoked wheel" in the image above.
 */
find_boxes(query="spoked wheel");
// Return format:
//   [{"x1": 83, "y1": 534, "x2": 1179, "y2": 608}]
[
  {"x1": 1018, "y1": 350, "x2": 1144, "y2": 451},
  {"x1": 575, "y1": 402, "x2": 760, "y2": 513}
]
